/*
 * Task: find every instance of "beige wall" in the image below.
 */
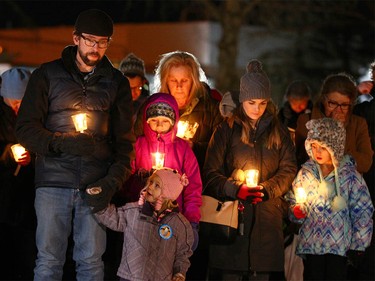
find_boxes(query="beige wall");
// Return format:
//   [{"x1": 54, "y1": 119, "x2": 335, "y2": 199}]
[{"x1": 0, "y1": 21, "x2": 218, "y2": 75}]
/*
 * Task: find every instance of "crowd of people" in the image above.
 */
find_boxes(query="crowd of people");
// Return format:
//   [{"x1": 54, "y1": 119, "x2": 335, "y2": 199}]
[{"x1": 0, "y1": 8, "x2": 373, "y2": 281}]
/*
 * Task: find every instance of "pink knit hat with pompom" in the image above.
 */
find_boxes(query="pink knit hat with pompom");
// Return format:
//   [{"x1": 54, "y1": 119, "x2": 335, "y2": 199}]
[{"x1": 138, "y1": 168, "x2": 189, "y2": 210}]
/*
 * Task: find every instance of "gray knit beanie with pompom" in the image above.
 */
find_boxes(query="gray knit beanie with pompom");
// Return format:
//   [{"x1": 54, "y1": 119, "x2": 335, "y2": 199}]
[{"x1": 239, "y1": 59, "x2": 271, "y2": 103}]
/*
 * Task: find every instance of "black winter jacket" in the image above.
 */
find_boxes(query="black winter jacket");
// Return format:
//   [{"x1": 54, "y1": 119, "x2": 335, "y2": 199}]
[
  {"x1": 203, "y1": 114, "x2": 297, "y2": 272},
  {"x1": 16, "y1": 46, "x2": 135, "y2": 190}
]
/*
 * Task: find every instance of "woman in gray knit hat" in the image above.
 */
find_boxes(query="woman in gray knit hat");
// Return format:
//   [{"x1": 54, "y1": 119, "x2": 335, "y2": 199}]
[{"x1": 203, "y1": 59, "x2": 297, "y2": 280}]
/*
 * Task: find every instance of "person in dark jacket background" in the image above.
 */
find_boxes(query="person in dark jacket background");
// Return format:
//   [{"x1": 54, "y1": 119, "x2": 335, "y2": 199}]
[
  {"x1": 352, "y1": 61, "x2": 375, "y2": 281},
  {"x1": 278, "y1": 80, "x2": 313, "y2": 144},
  {"x1": 119, "y1": 53, "x2": 150, "y2": 122},
  {"x1": 0, "y1": 67, "x2": 36, "y2": 280},
  {"x1": 203, "y1": 59, "x2": 297, "y2": 280},
  {"x1": 295, "y1": 73, "x2": 373, "y2": 173},
  {"x1": 15, "y1": 9, "x2": 135, "y2": 281}
]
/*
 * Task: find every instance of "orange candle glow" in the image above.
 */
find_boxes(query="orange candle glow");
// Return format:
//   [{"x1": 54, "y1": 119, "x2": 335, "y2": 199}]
[
  {"x1": 71, "y1": 113, "x2": 87, "y2": 133},
  {"x1": 295, "y1": 187, "x2": 307, "y2": 204},
  {"x1": 11, "y1": 143, "x2": 26, "y2": 161},
  {"x1": 151, "y1": 152, "x2": 165, "y2": 169},
  {"x1": 11, "y1": 143, "x2": 26, "y2": 176},
  {"x1": 245, "y1": 169, "x2": 259, "y2": 187},
  {"x1": 176, "y1": 121, "x2": 189, "y2": 138}
]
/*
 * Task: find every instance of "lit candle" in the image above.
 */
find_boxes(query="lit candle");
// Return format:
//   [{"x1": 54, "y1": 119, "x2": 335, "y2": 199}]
[
  {"x1": 184, "y1": 122, "x2": 199, "y2": 139},
  {"x1": 151, "y1": 152, "x2": 165, "y2": 169},
  {"x1": 295, "y1": 187, "x2": 307, "y2": 204},
  {"x1": 71, "y1": 113, "x2": 87, "y2": 133},
  {"x1": 245, "y1": 169, "x2": 259, "y2": 187},
  {"x1": 11, "y1": 143, "x2": 26, "y2": 161},
  {"x1": 11, "y1": 143, "x2": 26, "y2": 176},
  {"x1": 176, "y1": 121, "x2": 188, "y2": 138}
]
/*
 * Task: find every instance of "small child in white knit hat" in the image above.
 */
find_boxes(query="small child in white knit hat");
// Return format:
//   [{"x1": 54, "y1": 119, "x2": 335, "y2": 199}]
[
  {"x1": 285, "y1": 117, "x2": 374, "y2": 280},
  {"x1": 88, "y1": 168, "x2": 193, "y2": 281}
]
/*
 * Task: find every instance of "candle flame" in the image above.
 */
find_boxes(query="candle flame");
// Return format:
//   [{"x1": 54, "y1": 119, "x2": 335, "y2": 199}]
[
  {"x1": 295, "y1": 187, "x2": 307, "y2": 204},
  {"x1": 151, "y1": 152, "x2": 165, "y2": 169},
  {"x1": 11, "y1": 144, "x2": 26, "y2": 161},
  {"x1": 245, "y1": 169, "x2": 259, "y2": 187},
  {"x1": 71, "y1": 113, "x2": 88, "y2": 133}
]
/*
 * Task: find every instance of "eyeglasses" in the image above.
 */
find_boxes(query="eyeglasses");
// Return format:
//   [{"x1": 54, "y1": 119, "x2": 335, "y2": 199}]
[
  {"x1": 326, "y1": 98, "x2": 351, "y2": 111},
  {"x1": 80, "y1": 34, "x2": 110, "y2": 49}
]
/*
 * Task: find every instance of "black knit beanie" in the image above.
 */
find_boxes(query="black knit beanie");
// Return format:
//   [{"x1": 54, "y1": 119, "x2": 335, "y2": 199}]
[
  {"x1": 239, "y1": 59, "x2": 271, "y2": 102},
  {"x1": 74, "y1": 9, "x2": 113, "y2": 37}
]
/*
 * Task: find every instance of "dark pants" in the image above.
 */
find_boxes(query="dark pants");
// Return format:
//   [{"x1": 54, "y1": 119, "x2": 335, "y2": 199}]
[
  {"x1": 208, "y1": 268, "x2": 284, "y2": 281},
  {"x1": 186, "y1": 233, "x2": 210, "y2": 280},
  {"x1": 0, "y1": 223, "x2": 36, "y2": 280},
  {"x1": 303, "y1": 254, "x2": 347, "y2": 280}
]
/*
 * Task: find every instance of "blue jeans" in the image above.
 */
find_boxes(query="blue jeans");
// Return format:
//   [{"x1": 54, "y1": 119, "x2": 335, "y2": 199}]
[{"x1": 34, "y1": 187, "x2": 106, "y2": 281}]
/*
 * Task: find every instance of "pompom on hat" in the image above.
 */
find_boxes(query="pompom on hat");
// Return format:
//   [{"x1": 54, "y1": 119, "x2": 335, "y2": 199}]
[
  {"x1": 239, "y1": 59, "x2": 271, "y2": 103},
  {"x1": 0, "y1": 67, "x2": 32, "y2": 100},
  {"x1": 74, "y1": 9, "x2": 113, "y2": 37},
  {"x1": 146, "y1": 102, "x2": 176, "y2": 125},
  {"x1": 119, "y1": 53, "x2": 146, "y2": 79}
]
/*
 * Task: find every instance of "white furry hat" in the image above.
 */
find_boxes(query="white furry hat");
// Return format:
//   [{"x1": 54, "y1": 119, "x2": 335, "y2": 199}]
[{"x1": 305, "y1": 118, "x2": 347, "y2": 211}]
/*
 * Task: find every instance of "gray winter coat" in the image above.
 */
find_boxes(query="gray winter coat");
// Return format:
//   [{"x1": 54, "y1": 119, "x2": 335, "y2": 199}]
[{"x1": 95, "y1": 202, "x2": 194, "y2": 280}]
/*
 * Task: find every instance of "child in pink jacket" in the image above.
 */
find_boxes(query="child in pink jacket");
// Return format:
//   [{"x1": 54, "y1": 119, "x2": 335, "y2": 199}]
[{"x1": 123, "y1": 92, "x2": 202, "y2": 249}]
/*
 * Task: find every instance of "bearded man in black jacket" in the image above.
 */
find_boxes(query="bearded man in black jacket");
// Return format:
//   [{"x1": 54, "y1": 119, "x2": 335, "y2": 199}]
[{"x1": 16, "y1": 9, "x2": 135, "y2": 281}]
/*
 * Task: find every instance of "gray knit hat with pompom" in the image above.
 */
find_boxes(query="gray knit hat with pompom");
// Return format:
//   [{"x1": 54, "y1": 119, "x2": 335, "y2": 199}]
[
  {"x1": 239, "y1": 59, "x2": 271, "y2": 103},
  {"x1": 119, "y1": 53, "x2": 146, "y2": 79}
]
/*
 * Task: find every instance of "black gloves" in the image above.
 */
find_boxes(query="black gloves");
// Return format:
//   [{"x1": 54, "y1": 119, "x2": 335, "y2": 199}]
[
  {"x1": 49, "y1": 132, "x2": 95, "y2": 156},
  {"x1": 237, "y1": 184, "x2": 269, "y2": 204},
  {"x1": 85, "y1": 177, "x2": 117, "y2": 213}
]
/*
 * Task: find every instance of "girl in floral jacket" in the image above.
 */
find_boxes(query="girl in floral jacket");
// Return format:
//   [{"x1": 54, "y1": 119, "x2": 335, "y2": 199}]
[{"x1": 285, "y1": 118, "x2": 373, "y2": 280}]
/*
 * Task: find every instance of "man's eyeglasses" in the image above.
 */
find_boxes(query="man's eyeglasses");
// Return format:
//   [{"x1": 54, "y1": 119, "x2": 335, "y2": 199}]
[
  {"x1": 326, "y1": 98, "x2": 351, "y2": 111},
  {"x1": 80, "y1": 34, "x2": 110, "y2": 49}
]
